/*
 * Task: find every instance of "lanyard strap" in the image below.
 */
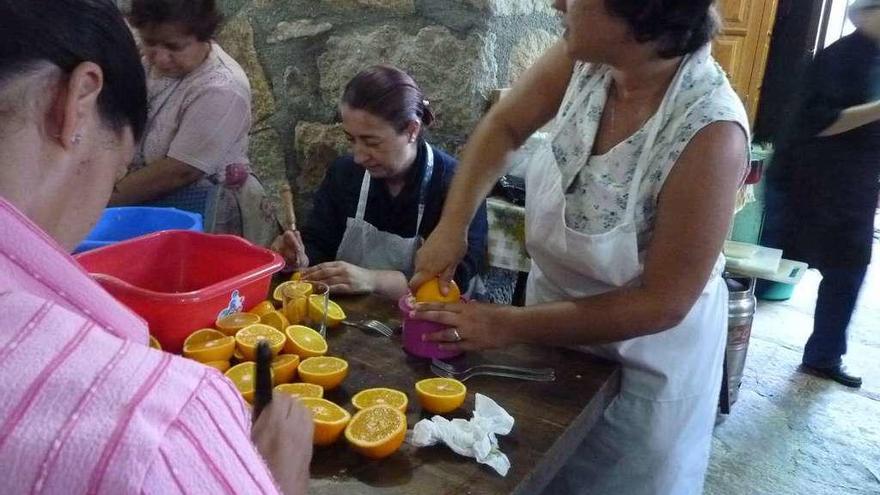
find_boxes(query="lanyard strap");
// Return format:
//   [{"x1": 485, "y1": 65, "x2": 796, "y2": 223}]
[{"x1": 355, "y1": 142, "x2": 435, "y2": 236}]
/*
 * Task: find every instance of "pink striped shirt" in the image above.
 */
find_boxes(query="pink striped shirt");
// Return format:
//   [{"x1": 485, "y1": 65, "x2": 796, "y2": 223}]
[{"x1": 0, "y1": 198, "x2": 281, "y2": 494}]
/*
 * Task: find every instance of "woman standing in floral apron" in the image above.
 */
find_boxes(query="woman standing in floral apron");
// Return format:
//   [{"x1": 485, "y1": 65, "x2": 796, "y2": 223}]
[
  {"x1": 411, "y1": 0, "x2": 749, "y2": 493},
  {"x1": 111, "y1": 0, "x2": 277, "y2": 246}
]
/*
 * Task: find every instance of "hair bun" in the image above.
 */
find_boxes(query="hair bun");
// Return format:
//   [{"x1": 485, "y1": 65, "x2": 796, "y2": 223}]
[{"x1": 342, "y1": 64, "x2": 436, "y2": 132}]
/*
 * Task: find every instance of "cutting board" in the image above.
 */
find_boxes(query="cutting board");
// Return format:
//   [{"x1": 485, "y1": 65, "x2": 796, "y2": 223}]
[{"x1": 723, "y1": 241, "x2": 782, "y2": 276}]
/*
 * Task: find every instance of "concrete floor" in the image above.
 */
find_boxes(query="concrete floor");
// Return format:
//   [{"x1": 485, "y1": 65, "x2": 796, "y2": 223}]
[{"x1": 705, "y1": 248, "x2": 880, "y2": 494}]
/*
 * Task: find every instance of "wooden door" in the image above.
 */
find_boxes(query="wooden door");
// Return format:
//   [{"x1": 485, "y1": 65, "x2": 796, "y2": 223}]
[{"x1": 713, "y1": 0, "x2": 780, "y2": 124}]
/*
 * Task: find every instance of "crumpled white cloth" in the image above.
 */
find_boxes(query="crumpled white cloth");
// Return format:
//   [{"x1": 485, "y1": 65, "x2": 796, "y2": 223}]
[{"x1": 410, "y1": 394, "x2": 515, "y2": 476}]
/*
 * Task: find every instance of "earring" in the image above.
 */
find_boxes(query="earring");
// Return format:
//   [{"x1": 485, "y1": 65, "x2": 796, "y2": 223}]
[{"x1": 71, "y1": 133, "x2": 83, "y2": 145}]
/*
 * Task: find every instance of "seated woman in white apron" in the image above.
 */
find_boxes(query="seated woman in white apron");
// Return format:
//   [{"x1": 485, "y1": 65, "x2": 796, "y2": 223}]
[
  {"x1": 273, "y1": 65, "x2": 488, "y2": 299},
  {"x1": 109, "y1": 0, "x2": 278, "y2": 247},
  {"x1": 409, "y1": 1, "x2": 749, "y2": 494}
]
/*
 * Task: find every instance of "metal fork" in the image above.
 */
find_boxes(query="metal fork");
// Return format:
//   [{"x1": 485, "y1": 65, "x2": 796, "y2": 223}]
[
  {"x1": 342, "y1": 319, "x2": 394, "y2": 337},
  {"x1": 430, "y1": 363, "x2": 556, "y2": 382},
  {"x1": 431, "y1": 358, "x2": 555, "y2": 377}
]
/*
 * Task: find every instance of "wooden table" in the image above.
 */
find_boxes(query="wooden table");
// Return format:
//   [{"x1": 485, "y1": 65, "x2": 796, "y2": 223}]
[{"x1": 310, "y1": 295, "x2": 620, "y2": 495}]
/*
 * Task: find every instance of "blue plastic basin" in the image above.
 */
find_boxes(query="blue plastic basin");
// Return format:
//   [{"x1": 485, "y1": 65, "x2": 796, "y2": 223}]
[{"x1": 74, "y1": 207, "x2": 203, "y2": 254}]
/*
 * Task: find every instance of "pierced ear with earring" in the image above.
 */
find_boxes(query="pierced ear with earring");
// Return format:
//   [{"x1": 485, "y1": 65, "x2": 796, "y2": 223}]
[{"x1": 53, "y1": 132, "x2": 83, "y2": 145}]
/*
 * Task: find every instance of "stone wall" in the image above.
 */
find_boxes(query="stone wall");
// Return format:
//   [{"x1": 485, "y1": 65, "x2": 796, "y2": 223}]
[{"x1": 121, "y1": 0, "x2": 560, "y2": 216}]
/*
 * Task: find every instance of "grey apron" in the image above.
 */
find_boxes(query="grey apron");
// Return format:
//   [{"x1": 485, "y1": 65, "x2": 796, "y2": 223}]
[{"x1": 335, "y1": 142, "x2": 435, "y2": 278}]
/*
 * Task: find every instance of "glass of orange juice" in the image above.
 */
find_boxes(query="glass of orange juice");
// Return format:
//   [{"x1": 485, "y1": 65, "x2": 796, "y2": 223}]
[
  {"x1": 282, "y1": 281, "x2": 329, "y2": 336},
  {"x1": 281, "y1": 282, "x2": 310, "y2": 324},
  {"x1": 307, "y1": 282, "x2": 329, "y2": 336}
]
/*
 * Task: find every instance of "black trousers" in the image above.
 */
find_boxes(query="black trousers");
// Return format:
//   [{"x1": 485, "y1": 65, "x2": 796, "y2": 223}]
[{"x1": 803, "y1": 265, "x2": 868, "y2": 368}]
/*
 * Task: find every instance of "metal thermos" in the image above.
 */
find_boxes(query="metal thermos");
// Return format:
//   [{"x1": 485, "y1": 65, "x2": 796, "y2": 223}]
[{"x1": 724, "y1": 275, "x2": 757, "y2": 408}]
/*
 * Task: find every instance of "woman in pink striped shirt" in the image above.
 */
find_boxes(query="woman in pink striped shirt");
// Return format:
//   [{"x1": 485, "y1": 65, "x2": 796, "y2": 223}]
[{"x1": 0, "y1": 1, "x2": 313, "y2": 493}]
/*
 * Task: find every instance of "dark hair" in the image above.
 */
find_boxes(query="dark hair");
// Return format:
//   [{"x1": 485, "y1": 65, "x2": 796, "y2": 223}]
[
  {"x1": 341, "y1": 65, "x2": 435, "y2": 134},
  {"x1": 0, "y1": 0, "x2": 147, "y2": 141},
  {"x1": 129, "y1": 0, "x2": 224, "y2": 42},
  {"x1": 605, "y1": 0, "x2": 720, "y2": 58}
]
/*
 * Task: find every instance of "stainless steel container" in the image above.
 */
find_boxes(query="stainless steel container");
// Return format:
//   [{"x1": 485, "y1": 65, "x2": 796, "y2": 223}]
[{"x1": 724, "y1": 275, "x2": 757, "y2": 409}]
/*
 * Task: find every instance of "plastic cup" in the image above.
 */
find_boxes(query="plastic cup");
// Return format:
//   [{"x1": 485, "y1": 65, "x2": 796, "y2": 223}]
[{"x1": 398, "y1": 296, "x2": 463, "y2": 360}]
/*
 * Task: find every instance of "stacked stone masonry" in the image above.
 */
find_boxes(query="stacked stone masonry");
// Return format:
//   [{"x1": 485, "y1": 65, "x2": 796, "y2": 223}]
[{"x1": 119, "y1": 0, "x2": 559, "y2": 216}]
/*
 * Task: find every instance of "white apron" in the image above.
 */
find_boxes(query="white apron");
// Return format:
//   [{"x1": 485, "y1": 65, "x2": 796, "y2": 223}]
[
  {"x1": 533, "y1": 49, "x2": 743, "y2": 495},
  {"x1": 335, "y1": 142, "x2": 435, "y2": 278}
]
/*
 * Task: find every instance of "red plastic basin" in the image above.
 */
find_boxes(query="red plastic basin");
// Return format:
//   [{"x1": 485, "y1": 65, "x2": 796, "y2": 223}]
[{"x1": 75, "y1": 230, "x2": 284, "y2": 353}]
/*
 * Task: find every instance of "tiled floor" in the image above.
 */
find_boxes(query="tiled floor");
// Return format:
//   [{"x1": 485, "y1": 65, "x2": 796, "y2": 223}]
[{"x1": 705, "y1": 246, "x2": 880, "y2": 494}]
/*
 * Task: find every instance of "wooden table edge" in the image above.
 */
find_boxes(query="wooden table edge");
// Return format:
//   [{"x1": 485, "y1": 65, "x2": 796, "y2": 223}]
[{"x1": 512, "y1": 364, "x2": 622, "y2": 495}]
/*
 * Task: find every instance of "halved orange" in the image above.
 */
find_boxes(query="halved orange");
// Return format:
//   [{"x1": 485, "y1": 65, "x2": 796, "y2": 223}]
[
  {"x1": 271, "y1": 353, "x2": 300, "y2": 384},
  {"x1": 216, "y1": 312, "x2": 260, "y2": 336},
  {"x1": 183, "y1": 329, "x2": 235, "y2": 363},
  {"x1": 307, "y1": 296, "x2": 346, "y2": 328},
  {"x1": 225, "y1": 362, "x2": 273, "y2": 404},
  {"x1": 260, "y1": 310, "x2": 289, "y2": 332},
  {"x1": 184, "y1": 328, "x2": 225, "y2": 344},
  {"x1": 235, "y1": 324, "x2": 285, "y2": 361},
  {"x1": 250, "y1": 300, "x2": 277, "y2": 318},
  {"x1": 273, "y1": 280, "x2": 313, "y2": 302},
  {"x1": 148, "y1": 335, "x2": 162, "y2": 350},
  {"x1": 414, "y1": 278, "x2": 461, "y2": 304},
  {"x1": 299, "y1": 397, "x2": 351, "y2": 446},
  {"x1": 204, "y1": 360, "x2": 231, "y2": 372},
  {"x1": 297, "y1": 356, "x2": 348, "y2": 390},
  {"x1": 345, "y1": 405, "x2": 407, "y2": 459},
  {"x1": 415, "y1": 377, "x2": 467, "y2": 414},
  {"x1": 284, "y1": 325, "x2": 327, "y2": 357},
  {"x1": 351, "y1": 388, "x2": 408, "y2": 412},
  {"x1": 274, "y1": 382, "x2": 324, "y2": 399}
]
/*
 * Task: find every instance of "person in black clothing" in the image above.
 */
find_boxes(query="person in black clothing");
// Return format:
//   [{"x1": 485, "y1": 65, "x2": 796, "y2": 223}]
[
  {"x1": 272, "y1": 65, "x2": 488, "y2": 299},
  {"x1": 761, "y1": 0, "x2": 880, "y2": 388}
]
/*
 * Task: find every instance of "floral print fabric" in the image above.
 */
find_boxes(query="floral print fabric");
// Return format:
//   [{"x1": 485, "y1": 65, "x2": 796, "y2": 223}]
[{"x1": 552, "y1": 45, "x2": 750, "y2": 252}]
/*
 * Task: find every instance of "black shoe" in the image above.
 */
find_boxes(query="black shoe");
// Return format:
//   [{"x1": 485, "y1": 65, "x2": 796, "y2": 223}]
[{"x1": 800, "y1": 363, "x2": 863, "y2": 388}]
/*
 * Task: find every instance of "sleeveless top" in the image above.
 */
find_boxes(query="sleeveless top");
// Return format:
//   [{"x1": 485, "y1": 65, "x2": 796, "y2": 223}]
[{"x1": 554, "y1": 45, "x2": 750, "y2": 258}]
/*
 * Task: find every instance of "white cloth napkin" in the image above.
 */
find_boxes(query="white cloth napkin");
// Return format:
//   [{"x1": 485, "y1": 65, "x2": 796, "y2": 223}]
[{"x1": 410, "y1": 394, "x2": 515, "y2": 476}]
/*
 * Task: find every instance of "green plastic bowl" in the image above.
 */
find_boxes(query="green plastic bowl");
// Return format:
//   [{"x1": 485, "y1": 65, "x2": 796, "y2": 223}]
[{"x1": 757, "y1": 281, "x2": 795, "y2": 301}]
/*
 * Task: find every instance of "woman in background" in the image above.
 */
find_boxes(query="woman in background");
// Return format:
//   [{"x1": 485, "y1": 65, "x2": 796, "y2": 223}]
[
  {"x1": 113, "y1": 0, "x2": 277, "y2": 245},
  {"x1": 274, "y1": 65, "x2": 488, "y2": 299},
  {"x1": 760, "y1": 0, "x2": 880, "y2": 388}
]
